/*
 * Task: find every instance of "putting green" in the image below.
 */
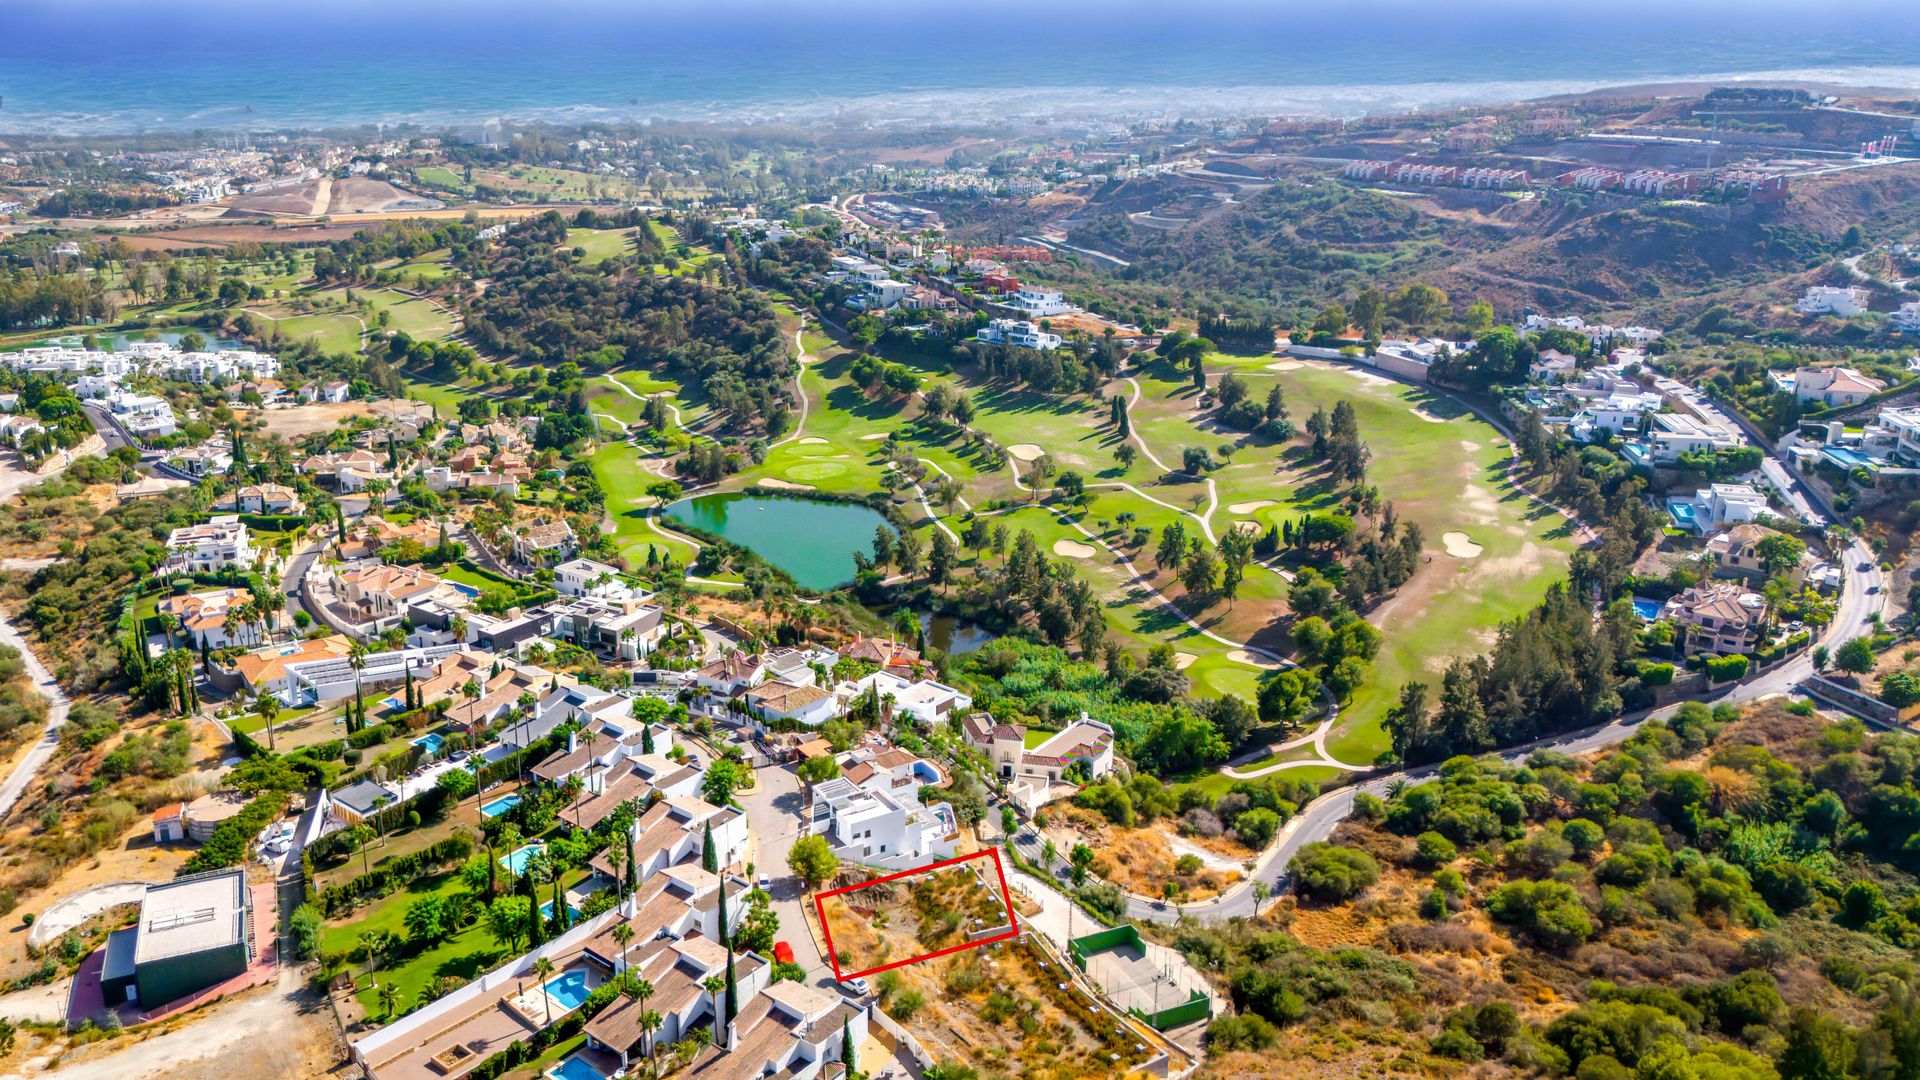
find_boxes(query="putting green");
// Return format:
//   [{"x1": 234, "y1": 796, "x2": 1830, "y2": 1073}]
[{"x1": 786, "y1": 461, "x2": 849, "y2": 482}]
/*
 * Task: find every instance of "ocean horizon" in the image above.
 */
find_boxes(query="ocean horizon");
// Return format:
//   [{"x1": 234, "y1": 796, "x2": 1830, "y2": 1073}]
[{"x1": 3, "y1": 0, "x2": 1919, "y2": 135}]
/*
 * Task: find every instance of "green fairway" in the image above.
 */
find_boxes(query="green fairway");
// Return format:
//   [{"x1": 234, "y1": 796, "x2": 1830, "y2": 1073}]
[{"x1": 566, "y1": 228, "x2": 635, "y2": 264}]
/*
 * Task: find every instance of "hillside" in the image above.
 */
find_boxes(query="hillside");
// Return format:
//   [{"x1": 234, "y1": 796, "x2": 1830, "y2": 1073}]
[
  {"x1": 954, "y1": 161, "x2": 1920, "y2": 328},
  {"x1": 1181, "y1": 698, "x2": 1920, "y2": 1079}
]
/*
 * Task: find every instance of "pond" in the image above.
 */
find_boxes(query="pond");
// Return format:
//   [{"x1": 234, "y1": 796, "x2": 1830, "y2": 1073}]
[
  {"x1": 14, "y1": 329, "x2": 245, "y2": 352},
  {"x1": 665, "y1": 493, "x2": 893, "y2": 592},
  {"x1": 920, "y1": 613, "x2": 994, "y2": 655}
]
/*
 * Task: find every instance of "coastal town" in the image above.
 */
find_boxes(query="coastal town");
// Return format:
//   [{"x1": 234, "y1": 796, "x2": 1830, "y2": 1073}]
[{"x1": 4, "y1": 23, "x2": 1920, "y2": 1080}]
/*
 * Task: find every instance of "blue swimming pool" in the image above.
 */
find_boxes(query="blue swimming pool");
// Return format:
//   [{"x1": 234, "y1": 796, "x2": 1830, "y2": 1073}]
[
  {"x1": 480, "y1": 793, "x2": 522, "y2": 818},
  {"x1": 1668, "y1": 502, "x2": 1698, "y2": 529},
  {"x1": 1632, "y1": 597, "x2": 1664, "y2": 622},
  {"x1": 540, "y1": 899, "x2": 581, "y2": 925},
  {"x1": 413, "y1": 733, "x2": 445, "y2": 755},
  {"x1": 549, "y1": 1053, "x2": 608, "y2": 1080},
  {"x1": 500, "y1": 842, "x2": 545, "y2": 875},
  {"x1": 543, "y1": 969, "x2": 593, "y2": 1011}
]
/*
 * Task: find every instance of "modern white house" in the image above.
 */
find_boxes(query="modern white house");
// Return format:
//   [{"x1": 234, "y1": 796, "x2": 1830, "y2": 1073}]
[
  {"x1": 161, "y1": 518, "x2": 256, "y2": 574},
  {"x1": 1004, "y1": 286, "x2": 1075, "y2": 317},
  {"x1": 1893, "y1": 300, "x2": 1920, "y2": 335},
  {"x1": 1797, "y1": 285, "x2": 1871, "y2": 317},
  {"x1": 1667, "y1": 483, "x2": 1773, "y2": 535},
  {"x1": 807, "y1": 777, "x2": 956, "y2": 871},
  {"x1": 975, "y1": 318, "x2": 1062, "y2": 351},
  {"x1": 836, "y1": 670, "x2": 972, "y2": 727},
  {"x1": 553, "y1": 558, "x2": 636, "y2": 601}
]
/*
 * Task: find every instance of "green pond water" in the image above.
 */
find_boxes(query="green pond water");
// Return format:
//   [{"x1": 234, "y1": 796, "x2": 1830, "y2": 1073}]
[{"x1": 665, "y1": 493, "x2": 893, "y2": 591}]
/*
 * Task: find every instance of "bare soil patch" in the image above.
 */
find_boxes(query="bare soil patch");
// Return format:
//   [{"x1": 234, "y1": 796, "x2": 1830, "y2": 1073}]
[
  {"x1": 1044, "y1": 804, "x2": 1245, "y2": 901},
  {"x1": 255, "y1": 400, "x2": 431, "y2": 439}
]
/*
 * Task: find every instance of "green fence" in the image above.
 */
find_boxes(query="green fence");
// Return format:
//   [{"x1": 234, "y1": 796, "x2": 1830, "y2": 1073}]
[
  {"x1": 1132, "y1": 989, "x2": 1212, "y2": 1031},
  {"x1": 1068, "y1": 924, "x2": 1142, "y2": 971}
]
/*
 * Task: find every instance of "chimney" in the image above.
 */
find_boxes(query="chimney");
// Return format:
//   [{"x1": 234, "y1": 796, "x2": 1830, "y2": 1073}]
[{"x1": 567, "y1": 729, "x2": 577, "y2": 754}]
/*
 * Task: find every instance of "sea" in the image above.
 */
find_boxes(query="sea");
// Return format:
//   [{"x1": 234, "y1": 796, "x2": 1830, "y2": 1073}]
[{"x1": 3, "y1": 0, "x2": 1920, "y2": 135}]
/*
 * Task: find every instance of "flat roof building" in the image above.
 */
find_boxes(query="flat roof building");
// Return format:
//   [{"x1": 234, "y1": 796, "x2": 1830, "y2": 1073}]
[{"x1": 102, "y1": 869, "x2": 256, "y2": 1007}]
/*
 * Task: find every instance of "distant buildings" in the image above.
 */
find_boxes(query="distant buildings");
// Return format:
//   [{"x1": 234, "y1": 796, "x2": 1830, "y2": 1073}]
[
  {"x1": 975, "y1": 318, "x2": 1062, "y2": 351},
  {"x1": 1667, "y1": 483, "x2": 1773, "y2": 535},
  {"x1": 1769, "y1": 366, "x2": 1886, "y2": 407},
  {"x1": 1892, "y1": 301, "x2": 1920, "y2": 336},
  {"x1": 1797, "y1": 285, "x2": 1871, "y2": 318}
]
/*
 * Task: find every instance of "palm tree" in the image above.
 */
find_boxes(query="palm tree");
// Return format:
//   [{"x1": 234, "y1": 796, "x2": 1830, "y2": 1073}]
[
  {"x1": 157, "y1": 612, "x2": 180, "y2": 651},
  {"x1": 531, "y1": 956, "x2": 556, "y2": 1027},
  {"x1": 611, "y1": 923, "x2": 635, "y2": 975},
  {"x1": 640, "y1": 1008, "x2": 664, "y2": 1079},
  {"x1": 377, "y1": 980, "x2": 400, "y2": 1020},
  {"x1": 253, "y1": 693, "x2": 281, "y2": 753},
  {"x1": 514, "y1": 691, "x2": 538, "y2": 780},
  {"x1": 347, "y1": 640, "x2": 369, "y2": 731}
]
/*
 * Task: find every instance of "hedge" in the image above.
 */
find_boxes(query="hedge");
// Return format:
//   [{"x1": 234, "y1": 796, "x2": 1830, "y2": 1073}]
[
  {"x1": 180, "y1": 792, "x2": 290, "y2": 874},
  {"x1": 1705, "y1": 655, "x2": 1751, "y2": 683},
  {"x1": 1639, "y1": 663, "x2": 1676, "y2": 687},
  {"x1": 347, "y1": 723, "x2": 395, "y2": 749}
]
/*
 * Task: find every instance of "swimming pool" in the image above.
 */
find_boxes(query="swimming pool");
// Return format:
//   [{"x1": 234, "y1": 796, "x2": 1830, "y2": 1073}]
[
  {"x1": 543, "y1": 969, "x2": 593, "y2": 1011},
  {"x1": 500, "y1": 842, "x2": 545, "y2": 875},
  {"x1": 1631, "y1": 597, "x2": 1664, "y2": 622},
  {"x1": 548, "y1": 1053, "x2": 608, "y2": 1080},
  {"x1": 480, "y1": 793, "x2": 522, "y2": 818},
  {"x1": 1667, "y1": 502, "x2": 1699, "y2": 530},
  {"x1": 540, "y1": 899, "x2": 581, "y2": 925},
  {"x1": 413, "y1": 733, "x2": 446, "y2": 755}
]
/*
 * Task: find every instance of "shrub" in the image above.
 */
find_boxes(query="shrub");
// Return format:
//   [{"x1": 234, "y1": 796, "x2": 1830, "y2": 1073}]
[
  {"x1": 1413, "y1": 831, "x2": 1457, "y2": 867},
  {"x1": 1485, "y1": 880, "x2": 1595, "y2": 947},
  {"x1": 1207, "y1": 1013, "x2": 1278, "y2": 1051},
  {"x1": 1235, "y1": 807, "x2": 1281, "y2": 848},
  {"x1": 1288, "y1": 843, "x2": 1379, "y2": 902},
  {"x1": 1639, "y1": 663, "x2": 1675, "y2": 687}
]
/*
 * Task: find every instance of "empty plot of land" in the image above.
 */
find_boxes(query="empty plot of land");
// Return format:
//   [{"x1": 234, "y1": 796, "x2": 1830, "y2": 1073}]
[{"x1": 254, "y1": 400, "x2": 433, "y2": 439}]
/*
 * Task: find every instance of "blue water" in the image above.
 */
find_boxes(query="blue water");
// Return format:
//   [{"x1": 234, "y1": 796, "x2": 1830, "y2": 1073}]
[
  {"x1": 3, "y1": 2, "x2": 1918, "y2": 134},
  {"x1": 1632, "y1": 598, "x2": 1664, "y2": 622},
  {"x1": 550, "y1": 1054, "x2": 607, "y2": 1080},
  {"x1": 1669, "y1": 503, "x2": 1699, "y2": 528},
  {"x1": 8, "y1": 331, "x2": 244, "y2": 353},
  {"x1": 412, "y1": 733, "x2": 445, "y2": 755},
  {"x1": 480, "y1": 794, "x2": 522, "y2": 819},
  {"x1": 540, "y1": 899, "x2": 581, "y2": 925},
  {"x1": 542, "y1": 969, "x2": 593, "y2": 1011},
  {"x1": 501, "y1": 842, "x2": 545, "y2": 874},
  {"x1": 1826, "y1": 447, "x2": 1879, "y2": 468}
]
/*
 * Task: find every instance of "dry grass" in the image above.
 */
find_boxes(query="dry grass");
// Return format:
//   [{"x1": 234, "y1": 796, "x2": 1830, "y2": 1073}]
[{"x1": 1044, "y1": 804, "x2": 1244, "y2": 900}]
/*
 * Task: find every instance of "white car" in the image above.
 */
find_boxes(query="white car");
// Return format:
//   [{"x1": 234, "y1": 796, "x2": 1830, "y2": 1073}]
[{"x1": 843, "y1": 977, "x2": 871, "y2": 995}]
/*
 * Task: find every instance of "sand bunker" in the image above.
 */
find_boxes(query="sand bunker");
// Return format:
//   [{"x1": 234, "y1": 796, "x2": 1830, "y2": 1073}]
[
  {"x1": 1174, "y1": 652, "x2": 1198, "y2": 670},
  {"x1": 756, "y1": 479, "x2": 816, "y2": 492},
  {"x1": 1226, "y1": 649, "x2": 1282, "y2": 670},
  {"x1": 1266, "y1": 361, "x2": 1303, "y2": 371},
  {"x1": 798, "y1": 437, "x2": 829, "y2": 445},
  {"x1": 1459, "y1": 440, "x2": 1483, "y2": 453},
  {"x1": 1338, "y1": 368, "x2": 1392, "y2": 386},
  {"x1": 1410, "y1": 408, "x2": 1448, "y2": 424},
  {"x1": 1228, "y1": 500, "x2": 1277, "y2": 514},
  {"x1": 1008, "y1": 444, "x2": 1046, "y2": 462},
  {"x1": 1053, "y1": 539, "x2": 1097, "y2": 559},
  {"x1": 1442, "y1": 531, "x2": 1484, "y2": 558},
  {"x1": 859, "y1": 433, "x2": 889, "y2": 441}
]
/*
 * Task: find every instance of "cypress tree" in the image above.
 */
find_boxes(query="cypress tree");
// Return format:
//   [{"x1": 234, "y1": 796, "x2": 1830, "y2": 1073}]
[
  {"x1": 842, "y1": 1020, "x2": 856, "y2": 1074},
  {"x1": 551, "y1": 877, "x2": 567, "y2": 933},
  {"x1": 642, "y1": 724, "x2": 654, "y2": 755},
  {"x1": 623, "y1": 827, "x2": 637, "y2": 896},
  {"x1": 702, "y1": 822, "x2": 717, "y2": 873},
  {"x1": 724, "y1": 950, "x2": 737, "y2": 1026},
  {"x1": 716, "y1": 878, "x2": 729, "y2": 948}
]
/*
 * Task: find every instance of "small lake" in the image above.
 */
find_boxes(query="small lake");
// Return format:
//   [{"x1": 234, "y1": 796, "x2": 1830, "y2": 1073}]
[
  {"x1": 665, "y1": 493, "x2": 893, "y2": 592},
  {"x1": 920, "y1": 613, "x2": 993, "y2": 655},
  {"x1": 18, "y1": 329, "x2": 245, "y2": 352}
]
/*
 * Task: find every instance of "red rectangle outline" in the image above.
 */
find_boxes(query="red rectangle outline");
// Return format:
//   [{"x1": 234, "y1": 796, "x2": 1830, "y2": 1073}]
[{"x1": 814, "y1": 847, "x2": 1021, "y2": 982}]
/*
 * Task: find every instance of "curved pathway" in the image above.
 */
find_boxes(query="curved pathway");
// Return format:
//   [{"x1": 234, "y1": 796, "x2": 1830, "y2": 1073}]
[{"x1": 768, "y1": 327, "x2": 814, "y2": 451}]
